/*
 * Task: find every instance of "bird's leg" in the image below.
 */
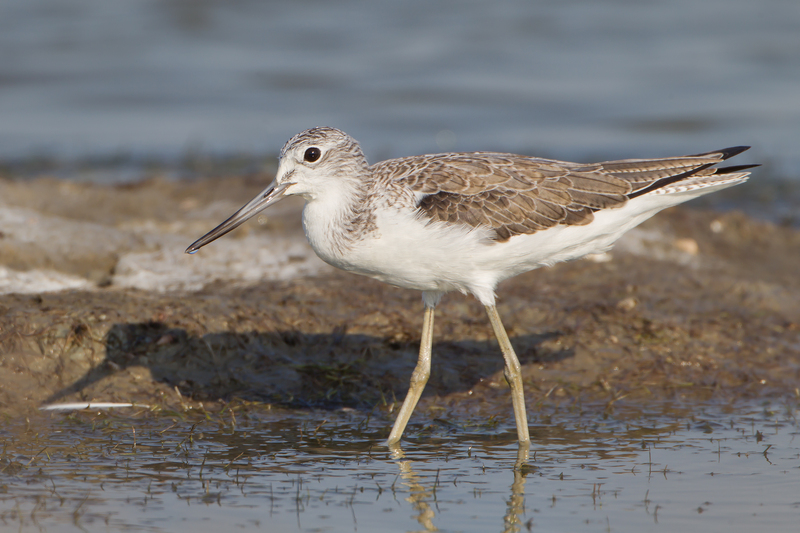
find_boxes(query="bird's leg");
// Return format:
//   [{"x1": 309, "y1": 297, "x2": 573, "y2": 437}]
[
  {"x1": 485, "y1": 305, "x2": 530, "y2": 445},
  {"x1": 386, "y1": 305, "x2": 435, "y2": 445}
]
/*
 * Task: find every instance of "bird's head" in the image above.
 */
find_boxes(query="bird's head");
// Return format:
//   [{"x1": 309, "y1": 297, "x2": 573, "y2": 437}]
[
  {"x1": 185, "y1": 127, "x2": 367, "y2": 254},
  {"x1": 274, "y1": 126, "x2": 368, "y2": 201}
]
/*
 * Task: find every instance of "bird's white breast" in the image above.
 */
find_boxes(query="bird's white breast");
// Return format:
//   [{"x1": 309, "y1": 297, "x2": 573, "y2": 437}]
[
  {"x1": 301, "y1": 185, "x2": 721, "y2": 306},
  {"x1": 303, "y1": 200, "x2": 495, "y2": 294}
]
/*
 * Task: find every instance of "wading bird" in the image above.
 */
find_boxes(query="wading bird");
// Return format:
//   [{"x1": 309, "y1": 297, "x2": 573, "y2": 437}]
[{"x1": 187, "y1": 127, "x2": 755, "y2": 446}]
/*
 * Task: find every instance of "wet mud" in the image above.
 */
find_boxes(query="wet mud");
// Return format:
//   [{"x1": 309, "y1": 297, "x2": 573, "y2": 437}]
[{"x1": 1, "y1": 175, "x2": 799, "y2": 426}]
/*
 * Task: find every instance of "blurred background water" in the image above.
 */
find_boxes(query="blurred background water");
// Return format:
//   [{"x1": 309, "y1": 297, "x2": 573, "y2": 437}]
[{"x1": 0, "y1": 0, "x2": 797, "y2": 180}]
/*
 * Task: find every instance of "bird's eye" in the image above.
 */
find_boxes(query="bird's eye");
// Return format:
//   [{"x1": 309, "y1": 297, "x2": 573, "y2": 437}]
[{"x1": 304, "y1": 147, "x2": 321, "y2": 162}]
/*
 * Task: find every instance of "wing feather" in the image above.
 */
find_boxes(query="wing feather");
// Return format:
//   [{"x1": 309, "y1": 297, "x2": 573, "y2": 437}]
[{"x1": 370, "y1": 147, "x2": 751, "y2": 242}]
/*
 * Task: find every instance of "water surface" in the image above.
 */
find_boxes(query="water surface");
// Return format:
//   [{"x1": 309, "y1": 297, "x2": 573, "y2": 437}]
[{"x1": 2, "y1": 400, "x2": 797, "y2": 532}]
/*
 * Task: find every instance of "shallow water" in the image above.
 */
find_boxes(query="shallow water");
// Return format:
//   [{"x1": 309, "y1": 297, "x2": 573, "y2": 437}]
[{"x1": 2, "y1": 400, "x2": 797, "y2": 532}]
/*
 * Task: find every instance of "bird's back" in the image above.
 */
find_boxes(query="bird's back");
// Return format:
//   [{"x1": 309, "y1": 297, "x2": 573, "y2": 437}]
[{"x1": 357, "y1": 147, "x2": 755, "y2": 304}]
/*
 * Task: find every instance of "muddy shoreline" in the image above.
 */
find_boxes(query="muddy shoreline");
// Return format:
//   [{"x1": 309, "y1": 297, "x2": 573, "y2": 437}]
[{"x1": 1, "y1": 176, "x2": 799, "y2": 424}]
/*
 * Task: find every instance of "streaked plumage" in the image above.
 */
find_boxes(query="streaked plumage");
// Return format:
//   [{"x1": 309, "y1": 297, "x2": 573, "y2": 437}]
[
  {"x1": 380, "y1": 146, "x2": 750, "y2": 240},
  {"x1": 187, "y1": 126, "x2": 755, "y2": 448}
]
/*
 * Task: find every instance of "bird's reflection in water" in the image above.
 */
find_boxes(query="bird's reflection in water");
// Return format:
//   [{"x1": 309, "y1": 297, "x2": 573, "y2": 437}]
[
  {"x1": 389, "y1": 443, "x2": 438, "y2": 532},
  {"x1": 389, "y1": 443, "x2": 531, "y2": 533},
  {"x1": 503, "y1": 444, "x2": 530, "y2": 533}
]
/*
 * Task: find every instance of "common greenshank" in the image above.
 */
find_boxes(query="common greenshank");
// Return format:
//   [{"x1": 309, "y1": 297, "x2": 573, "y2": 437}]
[{"x1": 186, "y1": 127, "x2": 755, "y2": 447}]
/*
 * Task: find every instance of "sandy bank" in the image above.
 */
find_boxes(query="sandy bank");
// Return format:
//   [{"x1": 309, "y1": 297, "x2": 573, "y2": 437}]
[{"x1": 1, "y1": 175, "x2": 798, "y2": 420}]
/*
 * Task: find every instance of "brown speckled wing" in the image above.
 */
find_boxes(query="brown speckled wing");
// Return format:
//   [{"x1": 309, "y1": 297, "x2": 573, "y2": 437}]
[{"x1": 371, "y1": 147, "x2": 748, "y2": 241}]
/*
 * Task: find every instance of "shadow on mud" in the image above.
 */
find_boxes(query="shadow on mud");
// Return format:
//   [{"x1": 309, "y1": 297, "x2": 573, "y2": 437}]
[{"x1": 45, "y1": 321, "x2": 573, "y2": 410}]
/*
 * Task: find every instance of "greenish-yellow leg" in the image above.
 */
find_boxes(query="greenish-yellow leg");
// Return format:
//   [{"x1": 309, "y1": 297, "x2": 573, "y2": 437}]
[
  {"x1": 485, "y1": 305, "x2": 531, "y2": 445},
  {"x1": 386, "y1": 305, "x2": 435, "y2": 445}
]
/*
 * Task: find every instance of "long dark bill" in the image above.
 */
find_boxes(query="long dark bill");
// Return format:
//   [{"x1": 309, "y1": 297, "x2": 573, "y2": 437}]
[{"x1": 185, "y1": 181, "x2": 291, "y2": 254}]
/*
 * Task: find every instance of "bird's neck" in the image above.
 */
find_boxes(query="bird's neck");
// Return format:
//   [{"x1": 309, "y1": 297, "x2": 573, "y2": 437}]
[{"x1": 301, "y1": 175, "x2": 375, "y2": 264}]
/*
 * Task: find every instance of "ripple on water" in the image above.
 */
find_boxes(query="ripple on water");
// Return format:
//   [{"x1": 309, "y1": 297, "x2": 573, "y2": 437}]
[{"x1": 0, "y1": 400, "x2": 798, "y2": 532}]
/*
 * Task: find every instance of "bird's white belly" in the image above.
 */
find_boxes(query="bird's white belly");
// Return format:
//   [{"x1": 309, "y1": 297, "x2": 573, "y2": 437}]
[
  {"x1": 303, "y1": 207, "x2": 497, "y2": 294},
  {"x1": 302, "y1": 190, "x2": 704, "y2": 305}
]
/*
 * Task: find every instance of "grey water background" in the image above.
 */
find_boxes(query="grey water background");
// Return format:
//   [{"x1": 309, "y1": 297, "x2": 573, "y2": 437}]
[{"x1": 0, "y1": 0, "x2": 797, "y2": 181}]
